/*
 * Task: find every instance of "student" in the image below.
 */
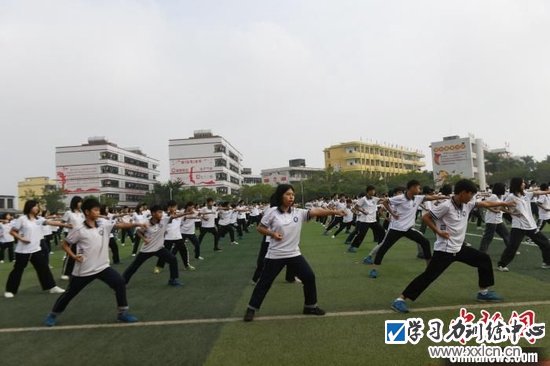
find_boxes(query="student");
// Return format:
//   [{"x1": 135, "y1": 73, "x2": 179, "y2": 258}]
[
  {"x1": 99, "y1": 205, "x2": 121, "y2": 264},
  {"x1": 180, "y1": 202, "x2": 202, "y2": 260},
  {"x1": 416, "y1": 186, "x2": 435, "y2": 258},
  {"x1": 348, "y1": 186, "x2": 385, "y2": 254},
  {"x1": 236, "y1": 200, "x2": 250, "y2": 237},
  {"x1": 536, "y1": 183, "x2": 550, "y2": 231},
  {"x1": 119, "y1": 206, "x2": 135, "y2": 246},
  {"x1": 198, "y1": 198, "x2": 221, "y2": 251},
  {"x1": 154, "y1": 201, "x2": 195, "y2": 273},
  {"x1": 60, "y1": 196, "x2": 85, "y2": 280},
  {"x1": 497, "y1": 178, "x2": 550, "y2": 272},
  {"x1": 131, "y1": 203, "x2": 148, "y2": 256},
  {"x1": 248, "y1": 204, "x2": 261, "y2": 227},
  {"x1": 217, "y1": 202, "x2": 238, "y2": 245},
  {"x1": 366, "y1": 180, "x2": 447, "y2": 279},
  {"x1": 323, "y1": 196, "x2": 346, "y2": 235},
  {"x1": 478, "y1": 183, "x2": 511, "y2": 253},
  {"x1": 123, "y1": 205, "x2": 184, "y2": 287},
  {"x1": 332, "y1": 199, "x2": 354, "y2": 238},
  {"x1": 0, "y1": 213, "x2": 15, "y2": 263},
  {"x1": 5, "y1": 200, "x2": 70, "y2": 298},
  {"x1": 391, "y1": 179, "x2": 515, "y2": 313},
  {"x1": 44, "y1": 198, "x2": 145, "y2": 326},
  {"x1": 243, "y1": 184, "x2": 346, "y2": 322}
]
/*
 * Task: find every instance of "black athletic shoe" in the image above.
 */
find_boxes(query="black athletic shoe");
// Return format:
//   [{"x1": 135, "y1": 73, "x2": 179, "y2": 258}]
[
  {"x1": 303, "y1": 307, "x2": 326, "y2": 316},
  {"x1": 243, "y1": 308, "x2": 255, "y2": 322}
]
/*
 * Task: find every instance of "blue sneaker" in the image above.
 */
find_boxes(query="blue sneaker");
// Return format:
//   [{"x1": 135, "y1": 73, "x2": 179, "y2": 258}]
[
  {"x1": 168, "y1": 279, "x2": 183, "y2": 287},
  {"x1": 44, "y1": 313, "x2": 57, "y2": 327},
  {"x1": 391, "y1": 299, "x2": 409, "y2": 313},
  {"x1": 117, "y1": 311, "x2": 138, "y2": 323},
  {"x1": 368, "y1": 269, "x2": 378, "y2": 278},
  {"x1": 363, "y1": 255, "x2": 373, "y2": 265},
  {"x1": 476, "y1": 291, "x2": 503, "y2": 302},
  {"x1": 347, "y1": 246, "x2": 357, "y2": 253}
]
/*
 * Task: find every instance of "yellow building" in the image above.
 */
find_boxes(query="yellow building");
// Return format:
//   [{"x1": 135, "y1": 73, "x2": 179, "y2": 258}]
[
  {"x1": 17, "y1": 176, "x2": 57, "y2": 210},
  {"x1": 324, "y1": 141, "x2": 425, "y2": 177}
]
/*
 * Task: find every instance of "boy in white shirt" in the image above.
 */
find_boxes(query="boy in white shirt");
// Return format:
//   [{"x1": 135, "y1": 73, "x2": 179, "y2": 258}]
[
  {"x1": 44, "y1": 198, "x2": 146, "y2": 326},
  {"x1": 198, "y1": 198, "x2": 221, "y2": 251},
  {"x1": 391, "y1": 179, "x2": 515, "y2": 313}
]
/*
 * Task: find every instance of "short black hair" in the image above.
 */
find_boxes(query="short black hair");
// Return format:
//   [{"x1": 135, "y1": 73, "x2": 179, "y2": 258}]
[
  {"x1": 166, "y1": 200, "x2": 178, "y2": 208},
  {"x1": 23, "y1": 200, "x2": 40, "y2": 216},
  {"x1": 366, "y1": 185, "x2": 375, "y2": 192},
  {"x1": 440, "y1": 184, "x2": 453, "y2": 196},
  {"x1": 70, "y1": 196, "x2": 83, "y2": 212},
  {"x1": 540, "y1": 183, "x2": 549, "y2": 191},
  {"x1": 492, "y1": 182, "x2": 506, "y2": 196},
  {"x1": 184, "y1": 201, "x2": 194, "y2": 209},
  {"x1": 150, "y1": 204, "x2": 163, "y2": 213},
  {"x1": 422, "y1": 186, "x2": 434, "y2": 195},
  {"x1": 82, "y1": 198, "x2": 101, "y2": 215},
  {"x1": 509, "y1": 177, "x2": 524, "y2": 196},
  {"x1": 406, "y1": 180, "x2": 420, "y2": 190},
  {"x1": 454, "y1": 179, "x2": 478, "y2": 195},
  {"x1": 206, "y1": 198, "x2": 214, "y2": 203}
]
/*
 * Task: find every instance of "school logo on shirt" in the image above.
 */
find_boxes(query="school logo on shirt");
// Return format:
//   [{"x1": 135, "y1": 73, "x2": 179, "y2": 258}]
[{"x1": 293, "y1": 217, "x2": 299, "y2": 223}]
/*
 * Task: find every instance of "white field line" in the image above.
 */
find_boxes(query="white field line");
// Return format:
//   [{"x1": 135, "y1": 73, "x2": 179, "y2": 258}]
[{"x1": 1, "y1": 300, "x2": 550, "y2": 334}]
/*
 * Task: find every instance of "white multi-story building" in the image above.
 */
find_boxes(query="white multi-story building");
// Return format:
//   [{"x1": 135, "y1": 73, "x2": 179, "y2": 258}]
[
  {"x1": 55, "y1": 137, "x2": 160, "y2": 207},
  {"x1": 430, "y1": 134, "x2": 487, "y2": 190},
  {"x1": 241, "y1": 168, "x2": 262, "y2": 186},
  {"x1": 261, "y1": 159, "x2": 323, "y2": 187},
  {"x1": 169, "y1": 130, "x2": 243, "y2": 195}
]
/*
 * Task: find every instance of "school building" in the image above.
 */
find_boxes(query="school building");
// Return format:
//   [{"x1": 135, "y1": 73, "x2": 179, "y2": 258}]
[{"x1": 17, "y1": 176, "x2": 57, "y2": 210}]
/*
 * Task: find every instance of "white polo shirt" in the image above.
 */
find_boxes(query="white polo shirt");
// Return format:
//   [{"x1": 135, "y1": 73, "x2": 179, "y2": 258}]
[
  {"x1": 0, "y1": 222, "x2": 14, "y2": 243},
  {"x1": 139, "y1": 217, "x2": 171, "y2": 253},
  {"x1": 218, "y1": 209, "x2": 232, "y2": 226},
  {"x1": 11, "y1": 216, "x2": 47, "y2": 254},
  {"x1": 342, "y1": 207, "x2": 353, "y2": 223},
  {"x1": 165, "y1": 217, "x2": 183, "y2": 240},
  {"x1": 537, "y1": 195, "x2": 550, "y2": 221},
  {"x1": 250, "y1": 206, "x2": 260, "y2": 217},
  {"x1": 180, "y1": 214, "x2": 197, "y2": 235},
  {"x1": 237, "y1": 205, "x2": 247, "y2": 220},
  {"x1": 388, "y1": 194, "x2": 425, "y2": 231},
  {"x1": 62, "y1": 211, "x2": 85, "y2": 235},
  {"x1": 261, "y1": 207, "x2": 309, "y2": 259},
  {"x1": 506, "y1": 192, "x2": 537, "y2": 230},
  {"x1": 484, "y1": 194, "x2": 504, "y2": 224},
  {"x1": 356, "y1": 196, "x2": 380, "y2": 223},
  {"x1": 66, "y1": 221, "x2": 114, "y2": 277},
  {"x1": 430, "y1": 198, "x2": 477, "y2": 253},
  {"x1": 200, "y1": 207, "x2": 217, "y2": 228}
]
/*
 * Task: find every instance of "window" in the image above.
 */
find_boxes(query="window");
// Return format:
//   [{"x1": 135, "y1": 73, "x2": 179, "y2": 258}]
[
  {"x1": 216, "y1": 172, "x2": 227, "y2": 181},
  {"x1": 229, "y1": 164, "x2": 239, "y2": 173},
  {"x1": 7, "y1": 199, "x2": 13, "y2": 209},
  {"x1": 214, "y1": 144, "x2": 226, "y2": 153},
  {"x1": 100, "y1": 151, "x2": 119, "y2": 161},
  {"x1": 125, "y1": 182, "x2": 149, "y2": 191},
  {"x1": 101, "y1": 165, "x2": 119, "y2": 174},
  {"x1": 228, "y1": 151, "x2": 239, "y2": 162},
  {"x1": 126, "y1": 194, "x2": 145, "y2": 202},
  {"x1": 102, "y1": 193, "x2": 120, "y2": 201},
  {"x1": 216, "y1": 187, "x2": 228, "y2": 194},
  {"x1": 215, "y1": 158, "x2": 227, "y2": 167},
  {"x1": 230, "y1": 176, "x2": 240, "y2": 185},
  {"x1": 125, "y1": 169, "x2": 149, "y2": 180},
  {"x1": 124, "y1": 156, "x2": 148, "y2": 168},
  {"x1": 101, "y1": 179, "x2": 119, "y2": 188},
  {"x1": 0, "y1": 199, "x2": 4, "y2": 209}
]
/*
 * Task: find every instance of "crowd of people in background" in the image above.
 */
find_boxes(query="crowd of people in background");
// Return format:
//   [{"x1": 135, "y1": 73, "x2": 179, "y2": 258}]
[{"x1": 1, "y1": 176, "x2": 550, "y2": 324}]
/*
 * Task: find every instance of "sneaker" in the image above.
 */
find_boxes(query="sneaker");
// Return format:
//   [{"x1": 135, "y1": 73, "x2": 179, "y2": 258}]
[
  {"x1": 168, "y1": 279, "x2": 183, "y2": 287},
  {"x1": 497, "y1": 265, "x2": 509, "y2": 272},
  {"x1": 363, "y1": 256, "x2": 373, "y2": 265},
  {"x1": 516, "y1": 251, "x2": 521, "y2": 255},
  {"x1": 303, "y1": 306, "x2": 326, "y2": 316},
  {"x1": 60, "y1": 275, "x2": 69, "y2": 281},
  {"x1": 347, "y1": 246, "x2": 357, "y2": 253},
  {"x1": 464, "y1": 242, "x2": 472, "y2": 247},
  {"x1": 249, "y1": 279, "x2": 257, "y2": 286},
  {"x1": 231, "y1": 241, "x2": 239, "y2": 245},
  {"x1": 117, "y1": 311, "x2": 138, "y2": 323},
  {"x1": 293, "y1": 277, "x2": 302, "y2": 284},
  {"x1": 44, "y1": 313, "x2": 57, "y2": 327},
  {"x1": 49, "y1": 286, "x2": 65, "y2": 294},
  {"x1": 369, "y1": 269, "x2": 378, "y2": 278},
  {"x1": 196, "y1": 256, "x2": 204, "y2": 260},
  {"x1": 331, "y1": 235, "x2": 335, "y2": 239},
  {"x1": 153, "y1": 267, "x2": 161, "y2": 274},
  {"x1": 131, "y1": 253, "x2": 136, "y2": 257},
  {"x1": 391, "y1": 299, "x2": 409, "y2": 313},
  {"x1": 185, "y1": 265, "x2": 196, "y2": 271},
  {"x1": 243, "y1": 308, "x2": 255, "y2": 322},
  {"x1": 477, "y1": 291, "x2": 503, "y2": 302},
  {"x1": 542, "y1": 263, "x2": 550, "y2": 269},
  {"x1": 0, "y1": 260, "x2": 4, "y2": 263},
  {"x1": 4, "y1": 292, "x2": 14, "y2": 298}
]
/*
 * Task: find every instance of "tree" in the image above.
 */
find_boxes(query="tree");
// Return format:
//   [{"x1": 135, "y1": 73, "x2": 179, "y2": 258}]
[
  {"x1": 42, "y1": 187, "x2": 66, "y2": 213},
  {"x1": 240, "y1": 184, "x2": 274, "y2": 203}
]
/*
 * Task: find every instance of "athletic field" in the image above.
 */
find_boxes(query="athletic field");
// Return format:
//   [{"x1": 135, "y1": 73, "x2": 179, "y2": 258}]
[{"x1": 1, "y1": 222, "x2": 549, "y2": 365}]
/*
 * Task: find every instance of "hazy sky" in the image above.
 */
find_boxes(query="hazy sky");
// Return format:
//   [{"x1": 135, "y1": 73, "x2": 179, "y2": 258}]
[{"x1": 1, "y1": 0, "x2": 549, "y2": 196}]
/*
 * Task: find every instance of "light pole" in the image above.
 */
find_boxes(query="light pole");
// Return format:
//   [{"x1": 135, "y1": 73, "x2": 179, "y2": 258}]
[{"x1": 299, "y1": 180, "x2": 305, "y2": 208}]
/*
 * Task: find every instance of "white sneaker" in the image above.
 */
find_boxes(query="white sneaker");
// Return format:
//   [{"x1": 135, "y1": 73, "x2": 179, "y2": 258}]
[
  {"x1": 197, "y1": 256, "x2": 204, "y2": 260},
  {"x1": 0, "y1": 260, "x2": 4, "y2": 264},
  {"x1": 49, "y1": 286, "x2": 65, "y2": 294},
  {"x1": 232, "y1": 241, "x2": 239, "y2": 245},
  {"x1": 131, "y1": 253, "x2": 136, "y2": 257},
  {"x1": 294, "y1": 277, "x2": 302, "y2": 283},
  {"x1": 4, "y1": 292, "x2": 14, "y2": 298},
  {"x1": 331, "y1": 235, "x2": 335, "y2": 239},
  {"x1": 497, "y1": 266, "x2": 510, "y2": 272},
  {"x1": 60, "y1": 275, "x2": 69, "y2": 281},
  {"x1": 542, "y1": 263, "x2": 550, "y2": 269},
  {"x1": 185, "y1": 265, "x2": 196, "y2": 271},
  {"x1": 516, "y1": 251, "x2": 521, "y2": 255}
]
